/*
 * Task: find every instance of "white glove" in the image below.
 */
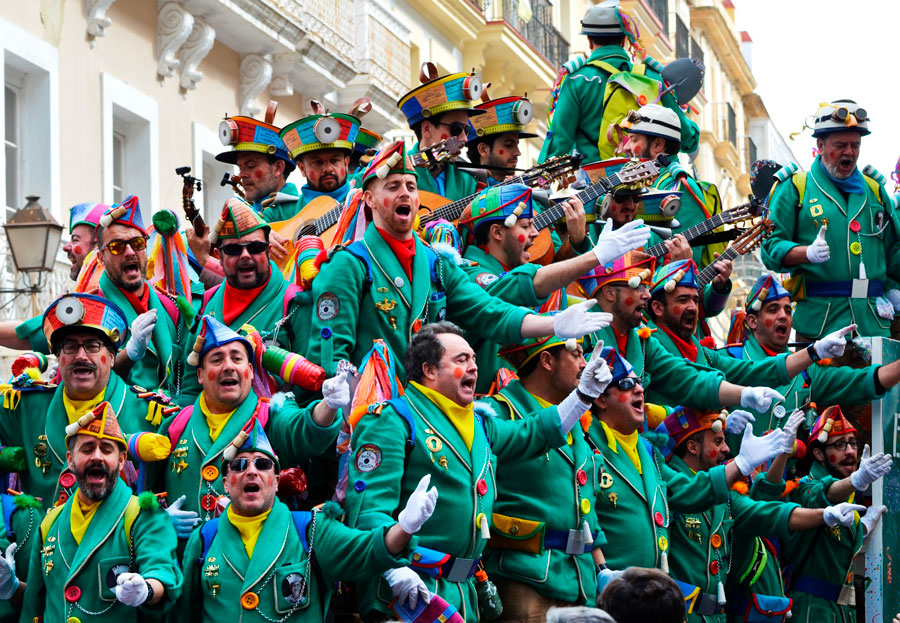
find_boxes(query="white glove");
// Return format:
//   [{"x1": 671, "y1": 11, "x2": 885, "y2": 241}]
[
  {"x1": 805, "y1": 227, "x2": 830, "y2": 263},
  {"x1": 887, "y1": 289, "x2": 900, "y2": 312},
  {"x1": 558, "y1": 341, "x2": 611, "y2": 434},
  {"x1": 813, "y1": 324, "x2": 856, "y2": 359},
  {"x1": 115, "y1": 572, "x2": 150, "y2": 607},
  {"x1": 592, "y1": 218, "x2": 652, "y2": 266},
  {"x1": 322, "y1": 371, "x2": 351, "y2": 411},
  {"x1": 397, "y1": 475, "x2": 439, "y2": 534},
  {"x1": 850, "y1": 444, "x2": 894, "y2": 491},
  {"x1": 0, "y1": 543, "x2": 18, "y2": 600},
  {"x1": 125, "y1": 309, "x2": 157, "y2": 361},
  {"x1": 740, "y1": 387, "x2": 785, "y2": 413},
  {"x1": 823, "y1": 502, "x2": 866, "y2": 528},
  {"x1": 734, "y1": 427, "x2": 787, "y2": 476},
  {"x1": 860, "y1": 504, "x2": 887, "y2": 536},
  {"x1": 166, "y1": 494, "x2": 201, "y2": 539},
  {"x1": 553, "y1": 300, "x2": 612, "y2": 339},
  {"x1": 384, "y1": 567, "x2": 431, "y2": 609},
  {"x1": 725, "y1": 410, "x2": 755, "y2": 435},
  {"x1": 597, "y1": 567, "x2": 623, "y2": 595},
  {"x1": 781, "y1": 409, "x2": 805, "y2": 455}
]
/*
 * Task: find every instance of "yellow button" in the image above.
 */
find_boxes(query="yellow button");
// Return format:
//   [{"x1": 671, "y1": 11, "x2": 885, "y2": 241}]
[
  {"x1": 711, "y1": 534, "x2": 722, "y2": 549},
  {"x1": 850, "y1": 241, "x2": 862, "y2": 255},
  {"x1": 581, "y1": 498, "x2": 591, "y2": 514},
  {"x1": 475, "y1": 512, "x2": 485, "y2": 528},
  {"x1": 241, "y1": 592, "x2": 259, "y2": 609},
  {"x1": 202, "y1": 465, "x2": 219, "y2": 481},
  {"x1": 658, "y1": 536, "x2": 668, "y2": 551},
  {"x1": 68, "y1": 618, "x2": 81, "y2": 623}
]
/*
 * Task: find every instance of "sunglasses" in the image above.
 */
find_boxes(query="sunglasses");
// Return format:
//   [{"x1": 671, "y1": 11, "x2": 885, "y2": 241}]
[
  {"x1": 437, "y1": 121, "x2": 469, "y2": 137},
  {"x1": 613, "y1": 377, "x2": 642, "y2": 391},
  {"x1": 612, "y1": 192, "x2": 642, "y2": 203},
  {"x1": 103, "y1": 236, "x2": 147, "y2": 255},
  {"x1": 228, "y1": 457, "x2": 275, "y2": 472},
  {"x1": 220, "y1": 241, "x2": 268, "y2": 256}
]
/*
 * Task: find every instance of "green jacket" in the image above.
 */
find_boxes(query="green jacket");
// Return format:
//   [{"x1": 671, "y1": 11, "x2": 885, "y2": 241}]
[
  {"x1": 0, "y1": 494, "x2": 40, "y2": 623},
  {"x1": 412, "y1": 143, "x2": 478, "y2": 201},
  {"x1": 156, "y1": 392, "x2": 340, "y2": 524},
  {"x1": 307, "y1": 223, "x2": 531, "y2": 380},
  {"x1": 666, "y1": 456, "x2": 797, "y2": 623},
  {"x1": 585, "y1": 420, "x2": 729, "y2": 570},
  {"x1": 178, "y1": 265, "x2": 304, "y2": 404},
  {"x1": 0, "y1": 373, "x2": 168, "y2": 512},
  {"x1": 481, "y1": 380, "x2": 606, "y2": 603},
  {"x1": 587, "y1": 324, "x2": 726, "y2": 411},
  {"x1": 258, "y1": 181, "x2": 351, "y2": 224},
  {"x1": 721, "y1": 333, "x2": 882, "y2": 449},
  {"x1": 19, "y1": 481, "x2": 182, "y2": 622},
  {"x1": 646, "y1": 320, "x2": 791, "y2": 408},
  {"x1": 176, "y1": 499, "x2": 413, "y2": 623},
  {"x1": 461, "y1": 245, "x2": 545, "y2": 394},
  {"x1": 761, "y1": 157, "x2": 900, "y2": 339},
  {"x1": 344, "y1": 383, "x2": 567, "y2": 622},
  {"x1": 98, "y1": 273, "x2": 184, "y2": 395},
  {"x1": 539, "y1": 46, "x2": 699, "y2": 164}
]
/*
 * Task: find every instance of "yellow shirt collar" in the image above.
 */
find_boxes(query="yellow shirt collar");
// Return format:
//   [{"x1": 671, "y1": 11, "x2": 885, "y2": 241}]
[
  {"x1": 227, "y1": 505, "x2": 272, "y2": 558},
  {"x1": 410, "y1": 381, "x2": 475, "y2": 451},
  {"x1": 198, "y1": 394, "x2": 237, "y2": 442},
  {"x1": 600, "y1": 421, "x2": 642, "y2": 474},
  {"x1": 70, "y1": 495, "x2": 101, "y2": 545},
  {"x1": 62, "y1": 389, "x2": 106, "y2": 425}
]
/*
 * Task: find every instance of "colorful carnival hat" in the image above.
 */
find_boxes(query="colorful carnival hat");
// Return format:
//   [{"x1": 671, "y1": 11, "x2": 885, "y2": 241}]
[
  {"x1": 599, "y1": 345, "x2": 634, "y2": 384},
  {"x1": 69, "y1": 202, "x2": 109, "y2": 234},
  {"x1": 650, "y1": 259, "x2": 699, "y2": 295},
  {"x1": 809, "y1": 405, "x2": 857, "y2": 445},
  {"x1": 638, "y1": 189, "x2": 681, "y2": 225},
  {"x1": 577, "y1": 250, "x2": 655, "y2": 297},
  {"x1": 499, "y1": 314, "x2": 581, "y2": 370},
  {"x1": 99, "y1": 195, "x2": 147, "y2": 237},
  {"x1": 279, "y1": 100, "x2": 362, "y2": 160},
  {"x1": 460, "y1": 183, "x2": 534, "y2": 234},
  {"x1": 216, "y1": 103, "x2": 294, "y2": 170},
  {"x1": 208, "y1": 197, "x2": 271, "y2": 245},
  {"x1": 65, "y1": 401, "x2": 126, "y2": 447},
  {"x1": 354, "y1": 127, "x2": 383, "y2": 161},
  {"x1": 812, "y1": 99, "x2": 870, "y2": 138},
  {"x1": 658, "y1": 406, "x2": 728, "y2": 452},
  {"x1": 361, "y1": 141, "x2": 417, "y2": 188},
  {"x1": 580, "y1": 0, "x2": 629, "y2": 36},
  {"x1": 398, "y1": 62, "x2": 486, "y2": 128},
  {"x1": 222, "y1": 416, "x2": 280, "y2": 469},
  {"x1": 746, "y1": 274, "x2": 791, "y2": 312},
  {"x1": 43, "y1": 293, "x2": 128, "y2": 352},
  {"x1": 624, "y1": 104, "x2": 682, "y2": 142},
  {"x1": 186, "y1": 315, "x2": 253, "y2": 367},
  {"x1": 468, "y1": 94, "x2": 538, "y2": 141}
]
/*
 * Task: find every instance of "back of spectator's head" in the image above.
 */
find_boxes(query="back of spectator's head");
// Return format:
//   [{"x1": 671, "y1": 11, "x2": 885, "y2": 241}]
[
  {"x1": 597, "y1": 568, "x2": 685, "y2": 623},
  {"x1": 546, "y1": 607, "x2": 617, "y2": 623}
]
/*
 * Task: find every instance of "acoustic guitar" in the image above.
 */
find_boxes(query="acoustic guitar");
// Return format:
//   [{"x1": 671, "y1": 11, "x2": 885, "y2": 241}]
[{"x1": 696, "y1": 218, "x2": 773, "y2": 288}]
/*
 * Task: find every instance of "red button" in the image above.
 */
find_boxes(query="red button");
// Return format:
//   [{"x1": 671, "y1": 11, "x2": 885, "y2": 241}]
[
  {"x1": 849, "y1": 220, "x2": 861, "y2": 232},
  {"x1": 654, "y1": 512, "x2": 664, "y2": 526},
  {"x1": 65, "y1": 586, "x2": 81, "y2": 602},
  {"x1": 476, "y1": 479, "x2": 487, "y2": 496},
  {"x1": 59, "y1": 473, "x2": 76, "y2": 489},
  {"x1": 576, "y1": 470, "x2": 587, "y2": 486},
  {"x1": 710, "y1": 560, "x2": 719, "y2": 575},
  {"x1": 201, "y1": 494, "x2": 217, "y2": 511}
]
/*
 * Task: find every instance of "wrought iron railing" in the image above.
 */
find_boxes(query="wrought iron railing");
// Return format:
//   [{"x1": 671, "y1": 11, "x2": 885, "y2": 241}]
[{"x1": 501, "y1": 0, "x2": 569, "y2": 68}]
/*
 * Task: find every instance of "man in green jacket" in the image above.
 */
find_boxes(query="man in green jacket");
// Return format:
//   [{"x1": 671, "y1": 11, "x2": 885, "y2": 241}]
[
  {"x1": 721, "y1": 274, "x2": 900, "y2": 443},
  {"x1": 18, "y1": 401, "x2": 182, "y2": 622},
  {"x1": 176, "y1": 416, "x2": 437, "y2": 623},
  {"x1": 539, "y1": 1, "x2": 698, "y2": 165},
  {"x1": 646, "y1": 261, "x2": 857, "y2": 412},
  {"x1": 0, "y1": 492, "x2": 41, "y2": 619},
  {"x1": 398, "y1": 63, "x2": 483, "y2": 201},
  {"x1": 157, "y1": 315, "x2": 345, "y2": 536},
  {"x1": 760, "y1": 99, "x2": 900, "y2": 339},
  {"x1": 345, "y1": 322, "x2": 613, "y2": 622},
  {"x1": 481, "y1": 331, "x2": 607, "y2": 621},
  {"x1": 656, "y1": 406, "x2": 863, "y2": 623},
  {"x1": 306, "y1": 141, "x2": 614, "y2": 381},
  {"x1": 460, "y1": 182, "x2": 650, "y2": 392},
  {"x1": 0, "y1": 293, "x2": 175, "y2": 512}
]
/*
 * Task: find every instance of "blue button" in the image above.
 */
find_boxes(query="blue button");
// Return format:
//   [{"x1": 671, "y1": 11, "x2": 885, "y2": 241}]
[
  {"x1": 354, "y1": 480, "x2": 366, "y2": 492},
  {"x1": 321, "y1": 327, "x2": 332, "y2": 339}
]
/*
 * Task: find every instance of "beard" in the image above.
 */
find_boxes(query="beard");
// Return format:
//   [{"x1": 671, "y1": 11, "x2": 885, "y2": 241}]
[
  {"x1": 820, "y1": 156, "x2": 852, "y2": 180},
  {"x1": 75, "y1": 460, "x2": 119, "y2": 501}
]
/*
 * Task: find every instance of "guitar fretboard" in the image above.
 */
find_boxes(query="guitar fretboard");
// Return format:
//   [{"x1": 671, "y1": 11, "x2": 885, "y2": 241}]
[
  {"x1": 697, "y1": 245, "x2": 741, "y2": 287},
  {"x1": 644, "y1": 213, "x2": 727, "y2": 258},
  {"x1": 532, "y1": 171, "x2": 627, "y2": 231}
]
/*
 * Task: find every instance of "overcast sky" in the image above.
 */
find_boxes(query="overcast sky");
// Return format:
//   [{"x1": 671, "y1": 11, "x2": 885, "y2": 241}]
[{"x1": 735, "y1": 0, "x2": 900, "y2": 191}]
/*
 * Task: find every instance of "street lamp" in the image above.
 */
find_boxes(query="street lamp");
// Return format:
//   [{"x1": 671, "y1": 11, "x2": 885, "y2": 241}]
[{"x1": 2, "y1": 195, "x2": 64, "y2": 292}]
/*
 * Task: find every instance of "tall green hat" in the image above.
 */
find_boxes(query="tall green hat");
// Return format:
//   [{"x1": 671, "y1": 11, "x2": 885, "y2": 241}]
[{"x1": 208, "y1": 197, "x2": 270, "y2": 246}]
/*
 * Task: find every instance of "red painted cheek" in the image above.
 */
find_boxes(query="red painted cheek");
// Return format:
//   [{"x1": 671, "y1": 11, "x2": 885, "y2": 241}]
[
  {"x1": 243, "y1": 368, "x2": 250, "y2": 379},
  {"x1": 498, "y1": 149, "x2": 505, "y2": 156},
  {"x1": 624, "y1": 297, "x2": 634, "y2": 306},
  {"x1": 72, "y1": 245, "x2": 83, "y2": 255},
  {"x1": 440, "y1": 133, "x2": 449, "y2": 140},
  {"x1": 207, "y1": 371, "x2": 216, "y2": 382},
  {"x1": 412, "y1": 196, "x2": 420, "y2": 209},
  {"x1": 99, "y1": 355, "x2": 107, "y2": 365},
  {"x1": 617, "y1": 393, "x2": 628, "y2": 403},
  {"x1": 672, "y1": 305, "x2": 683, "y2": 316},
  {"x1": 253, "y1": 169, "x2": 265, "y2": 181},
  {"x1": 707, "y1": 450, "x2": 718, "y2": 458},
  {"x1": 828, "y1": 454, "x2": 838, "y2": 463},
  {"x1": 452, "y1": 367, "x2": 464, "y2": 379},
  {"x1": 383, "y1": 198, "x2": 391, "y2": 208},
  {"x1": 517, "y1": 234, "x2": 526, "y2": 243},
  {"x1": 764, "y1": 318, "x2": 773, "y2": 328}
]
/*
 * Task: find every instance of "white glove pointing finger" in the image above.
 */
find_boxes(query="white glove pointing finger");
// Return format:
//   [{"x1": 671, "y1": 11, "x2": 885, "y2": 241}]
[
  {"x1": 734, "y1": 427, "x2": 786, "y2": 476},
  {"x1": 861, "y1": 504, "x2": 887, "y2": 535},
  {"x1": 398, "y1": 474, "x2": 439, "y2": 534},
  {"x1": 851, "y1": 444, "x2": 894, "y2": 490},
  {"x1": 0, "y1": 542, "x2": 19, "y2": 600},
  {"x1": 806, "y1": 227, "x2": 830, "y2": 264},
  {"x1": 554, "y1": 300, "x2": 611, "y2": 339},
  {"x1": 780, "y1": 409, "x2": 805, "y2": 455},
  {"x1": 322, "y1": 371, "x2": 351, "y2": 410},
  {"x1": 740, "y1": 387, "x2": 785, "y2": 413},
  {"x1": 823, "y1": 502, "x2": 866, "y2": 528},
  {"x1": 813, "y1": 324, "x2": 856, "y2": 359},
  {"x1": 125, "y1": 309, "x2": 157, "y2": 362},
  {"x1": 592, "y1": 218, "x2": 652, "y2": 266},
  {"x1": 725, "y1": 410, "x2": 755, "y2": 435},
  {"x1": 115, "y1": 571, "x2": 150, "y2": 607},
  {"x1": 384, "y1": 567, "x2": 431, "y2": 610}
]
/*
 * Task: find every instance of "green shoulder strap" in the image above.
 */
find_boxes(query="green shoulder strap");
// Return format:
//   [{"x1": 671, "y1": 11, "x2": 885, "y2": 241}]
[
  {"x1": 862, "y1": 176, "x2": 886, "y2": 207},
  {"x1": 41, "y1": 496, "x2": 141, "y2": 547}
]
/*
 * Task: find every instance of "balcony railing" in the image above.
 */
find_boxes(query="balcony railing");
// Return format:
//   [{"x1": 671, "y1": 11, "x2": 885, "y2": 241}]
[
  {"x1": 646, "y1": 0, "x2": 669, "y2": 35},
  {"x1": 502, "y1": 0, "x2": 569, "y2": 68}
]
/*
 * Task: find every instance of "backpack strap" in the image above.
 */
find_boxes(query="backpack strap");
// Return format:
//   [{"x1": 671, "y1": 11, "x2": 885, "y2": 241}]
[
  {"x1": 344, "y1": 241, "x2": 375, "y2": 294},
  {"x1": 39, "y1": 504, "x2": 67, "y2": 543},
  {"x1": 290, "y1": 511, "x2": 313, "y2": 553},
  {"x1": 155, "y1": 290, "x2": 179, "y2": 327},
  {"x1": 166, "y1": 405, "x2": 194, "y2": 448},
  {"x1": 425, "y1": 246, "x2": 443, "y2": 291},
  {"x1": 199, "y1": 284, "x2": 221, "y2": 318},
  {"x1": 1, "y1": 494, "x2": 15, "y2": 539},
  {"x1": 282, "y1": 283, "x2": 302, "y2": 318},
  {"x1": 123, "y1": 496, "x2": 141, "y2": 547},
  {"x1": 386, "y1": 398, "x2": 417, "y2": 448},
  {"x1": 585, "y1": 59, "x2": 622, "y2": 76},
  {"x1": 199, "y1": 516, "x2": 221, "y2": 563}
]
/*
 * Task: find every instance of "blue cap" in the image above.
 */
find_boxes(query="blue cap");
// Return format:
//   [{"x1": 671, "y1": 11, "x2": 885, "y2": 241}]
[
  {"x1": 746, "y1": 274, "x2": 790, "y2": 312},
  {"x1": 69, "y1": 202, "x2": 109, "y2": 233},
  {"x1": 224, "y1": 417, "x2": 280, "y2": 470},
  {"x1": 600, "y1": 346, "x2": 634, "y2": 384},
  {"x1": 197, "y1": 316, "x2": 253, "y2": 363},
  {"x1": 99, "y1": 195, "x2": 147, "y2": 236},
  {"x1": 650, "y1": 259, "x2": 699, "y2": 295}
]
